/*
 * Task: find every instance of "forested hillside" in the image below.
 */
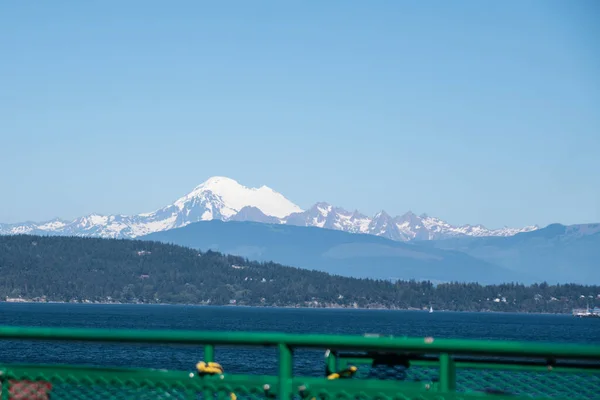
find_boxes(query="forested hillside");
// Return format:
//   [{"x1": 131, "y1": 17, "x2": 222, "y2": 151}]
[
  {"x1": 0, "y1": 235, "x2": 598, "y2": 313},
  {"x1": 141, "y1": 220, "x2": 531, "y2": 284}
]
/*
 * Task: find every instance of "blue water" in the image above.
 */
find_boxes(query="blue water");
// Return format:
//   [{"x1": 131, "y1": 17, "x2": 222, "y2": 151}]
[{"x1": 0, "y1": 303, "x2": 598, "y2": 376}]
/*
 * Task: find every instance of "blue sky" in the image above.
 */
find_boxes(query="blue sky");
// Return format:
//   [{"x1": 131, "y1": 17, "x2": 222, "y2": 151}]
[{"x1": 1, "y1": 0, "x2": 598, "y2": 228}]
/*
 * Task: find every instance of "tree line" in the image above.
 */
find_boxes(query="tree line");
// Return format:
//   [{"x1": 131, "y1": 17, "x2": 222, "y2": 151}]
[{"x1": 0, "y1": 235, "x2": 597, "y2": 313}]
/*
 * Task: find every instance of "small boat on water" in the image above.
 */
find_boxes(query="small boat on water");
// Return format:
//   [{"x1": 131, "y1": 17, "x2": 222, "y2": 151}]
[{"x1": 429, "y1": 306, "x2": 433, "y2": 313}]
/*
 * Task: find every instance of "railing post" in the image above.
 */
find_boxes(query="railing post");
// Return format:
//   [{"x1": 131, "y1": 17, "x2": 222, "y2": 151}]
[
  {"x1": 325, "y1": 349, "x2": 337, "y2": 376},
  {"x1": 439, "y1": 353, "x2": 456, "y2": 392},
  {"x1": 204, "y1": 344, "x2": 215, "y2": 363},
  {"x1": 0, "y1": 369, "x2": 7, "y2": 400},
  {"x1": 278, "y1": 343, "x2": 293, "y2": 400},
  {"x1": 203, "y1": 344, "x2": 215, "y2": 400}
]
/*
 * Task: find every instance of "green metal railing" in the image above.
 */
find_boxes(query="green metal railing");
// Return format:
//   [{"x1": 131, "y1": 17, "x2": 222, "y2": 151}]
[{"x1": 0, "y1": 326, "x2": 599, "y2": 399}]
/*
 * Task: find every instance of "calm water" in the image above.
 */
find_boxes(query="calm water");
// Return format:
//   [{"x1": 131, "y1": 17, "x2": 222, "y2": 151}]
[{"x1": 0, "y1": 303, "x2": 598, "y2": 375}]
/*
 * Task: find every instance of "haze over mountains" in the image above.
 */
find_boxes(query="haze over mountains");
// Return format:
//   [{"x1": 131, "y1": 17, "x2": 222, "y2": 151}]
[
  {"x1": 142, "y1": 220, "x2": 600, "y2": 285},
  {"x1": 142, "y1": 220, "x2": 536, "y2": 284},
  {"x1": 1, "y1": 176, "x2": 598, "y2": 284},
  {"x1": 424, "y1": 223, "x2": 600, "y2": 284},
  {"x1": 0, "y1": 176, "x2": 538, "y2": 241}
]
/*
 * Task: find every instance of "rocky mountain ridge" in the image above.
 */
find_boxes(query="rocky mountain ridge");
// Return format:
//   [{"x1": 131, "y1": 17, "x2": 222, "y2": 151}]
[{"x1": 0, "y1": 176, "x2": 538, "y2": 241}]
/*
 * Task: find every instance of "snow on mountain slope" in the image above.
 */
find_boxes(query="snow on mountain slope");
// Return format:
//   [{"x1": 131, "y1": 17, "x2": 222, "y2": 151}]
[
  {"x1": 173, "y1": 176, "x2": 301, "y2": 219},
  {"x1": 283, "y1": 202, "x2": 371, "y2": 234},
  {"x1": 565, "y1": 223, "x2": 600, "y2": 237},
  {"x1": 282, "y1": 204, "x2": 538, "y2": 241},
  {"x1": 1, "y1": 176, "x2": 540, "y2": 241},
  {"x1": 368, "y1": 211, "x2": 410, "y2": 241},
  {"x1": 0, "y1": 177, "x2": 301, "y2": 239}
]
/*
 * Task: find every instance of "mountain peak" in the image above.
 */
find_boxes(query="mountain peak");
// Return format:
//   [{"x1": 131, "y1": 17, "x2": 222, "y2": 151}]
[
  {"x1": 351, "y1": 209, "x2": 366, "y2": 218},
  {"x1": 373, "y1": 210, "x2": 391, "y2": 220},
  {"x1": 398, "y1": 211, "x2": 418, "y2": 220},
  {"x1": 176, "y1": 177, "x2": 301, "y2": 219},
  {"x1": 0, "y1": 176, "x2": 543, "y2": 242},
  {"x1": 228, "y1": 206, "x2": 280, "y2": 224},
  {"x1": 205, "y1": 175, "x2": 238, "y2": 184},
  {"x1": 198, "y1": 176, "x2": 279, "y2": 195},
  {"x1": 312, "y1": 201, "x2": 332, "y2": 210},
  {"x1": 194, "y1": 176, "x2": 242, "y2": 191}
]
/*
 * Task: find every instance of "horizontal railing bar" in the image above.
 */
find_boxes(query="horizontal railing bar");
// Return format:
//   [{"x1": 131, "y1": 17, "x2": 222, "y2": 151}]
[
  {"x1": 335, "y1": 358, "x2": 600, "y2": 376},
  {"x1": 413, "y1": 357, "x2": 600, "y2": 372},
  {"x1": 453, "y1": 361, "x2": 600, "y2": 374},
  {"x1": 0, "y1": 326, "x2": 599, "y2": 360},
  {"x1": 334, "y1": 352, "x2": 600, "y2": 371}
]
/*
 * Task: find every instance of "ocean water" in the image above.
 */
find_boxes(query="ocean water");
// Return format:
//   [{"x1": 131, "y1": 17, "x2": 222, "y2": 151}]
[{"x1": 0, "y1": 303, "x2": 598, "y2": 376}]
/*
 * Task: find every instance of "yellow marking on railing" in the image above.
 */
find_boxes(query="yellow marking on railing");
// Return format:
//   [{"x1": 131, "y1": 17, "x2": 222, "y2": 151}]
[{"x1": 327, "y1": 365, "x2": 358, "y2": 380}]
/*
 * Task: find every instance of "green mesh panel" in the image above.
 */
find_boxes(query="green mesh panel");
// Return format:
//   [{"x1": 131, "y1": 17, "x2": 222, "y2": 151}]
[
  {"x1": 341, "y1": 362, "x2": 600, "y2": 399},
  {"x1": 1, "y1": 371, "x2": 273, "y2": 400},
  {"x1": 2, "y1": 367, "x2": 599, "y2": 400},
  {"x1": 457, "y1": 369, "x2": 600, "y2": 399},
  {"x1": 1, "y1": 327, "x2": 599, "y2": 400}
]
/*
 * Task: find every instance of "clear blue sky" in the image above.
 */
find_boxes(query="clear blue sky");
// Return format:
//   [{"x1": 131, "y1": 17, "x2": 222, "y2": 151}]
[{"x1": 1, "y1": 0, "x2": 598, "y2": 228}]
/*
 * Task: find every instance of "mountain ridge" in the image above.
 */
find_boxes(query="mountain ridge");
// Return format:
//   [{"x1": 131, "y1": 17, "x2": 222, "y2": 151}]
[
  {"x1": 0, "y1": 176, "x2": 540, "y2": 241},
  {"x1": 141, "y1": 219, "x2": 536, "y2": 284},
  {"x1": 141, "y1": 220, "x2": 600, "y2": 284},
  {"x1": 421, "y1": 223, "x2": 600, "y2": 284}
]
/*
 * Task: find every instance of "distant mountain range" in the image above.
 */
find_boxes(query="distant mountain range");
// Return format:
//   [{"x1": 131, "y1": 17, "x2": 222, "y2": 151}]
[
  {"x1": 2, "y1": 176, "x2": 598, "y2": 284},
  {"x1": 0, "y1": 176, "x2": 538, "y2": 241},
  {"x1": 142, "y1": 220, "x2": 533, "y2": 284},
  {"x1": 142, "y1": 220, "x2": 600, "y2": 285},
  {"x1": 422, "y1": 223, "x2": 600, "y2": 284}
]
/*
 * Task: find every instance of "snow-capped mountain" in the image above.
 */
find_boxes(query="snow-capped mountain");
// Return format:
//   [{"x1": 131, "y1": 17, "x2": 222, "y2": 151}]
[
  {"x1": 0, "y1": 176, "x2": 538, "y2": 241},
  {"x1": 0, "y1": 177, "x2": 301, "y2": 239},
  {"x1": 281, "y1": 204, "x2": 538, "y2": 241},
  {"x1": 283, "y1": 202, "x2": 371, "y2": 234}
]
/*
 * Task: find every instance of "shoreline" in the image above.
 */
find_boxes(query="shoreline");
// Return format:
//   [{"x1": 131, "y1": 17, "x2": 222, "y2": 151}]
[{"x1": 0, "y1": 299, "x2": 576, "y2": 315}]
